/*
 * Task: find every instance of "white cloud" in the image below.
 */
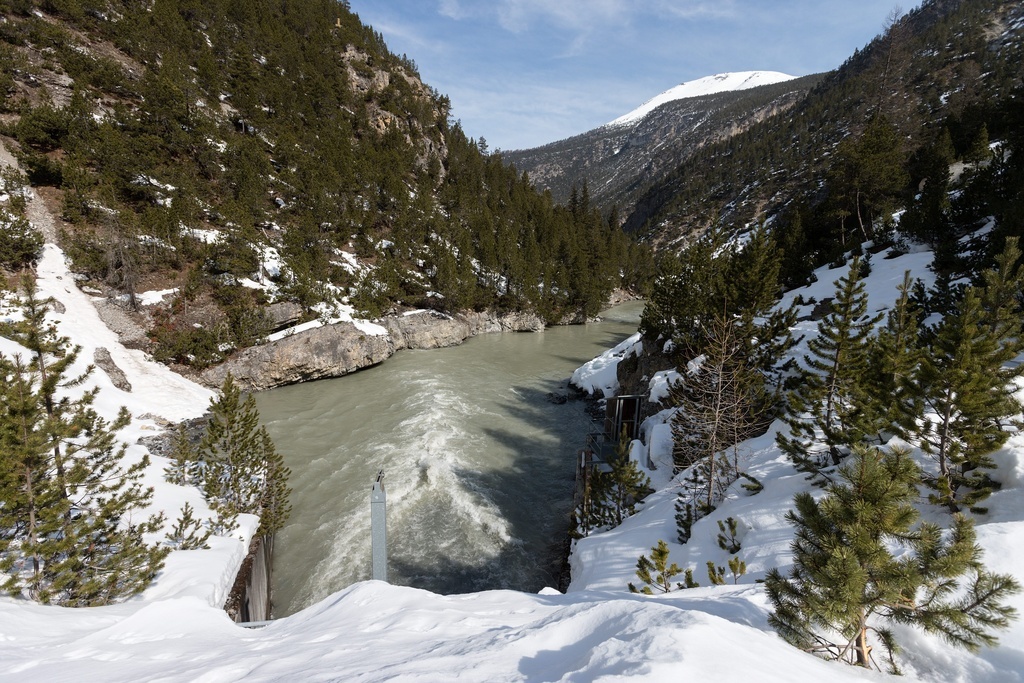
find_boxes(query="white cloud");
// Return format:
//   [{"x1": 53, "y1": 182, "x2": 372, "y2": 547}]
[
  {"x1": 437, "y1": 0, "x2": 464, "y2": 20},
  {"x1": 493, "y1": 0, "x2": 737, "y2": 33}
]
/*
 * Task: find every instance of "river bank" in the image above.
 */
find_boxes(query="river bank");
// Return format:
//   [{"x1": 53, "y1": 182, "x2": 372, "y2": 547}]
[
  {"x1": 255, "y1": 300, "x2": 646, "y2": 614},
  {"x1": 201, "y1": 291, "x2": 640, "y2": 391}
]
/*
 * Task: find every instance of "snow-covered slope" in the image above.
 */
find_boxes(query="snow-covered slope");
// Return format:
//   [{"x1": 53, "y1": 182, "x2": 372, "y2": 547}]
[
  {"x1": 2, "y1": 171, "x2": 1022, "y2": 681},
  {"x1": 606, "y1": 71, "x2": 796, "y2": 127},
  {"x1": 569, "y1": 243, "x2": 1024, "y2": 683}
]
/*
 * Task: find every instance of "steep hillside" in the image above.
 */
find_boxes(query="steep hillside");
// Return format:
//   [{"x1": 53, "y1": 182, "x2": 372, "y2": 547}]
[
  {"x1": 503, "y1": 73, "x2": 821, "y2": 217},
  {"x1": 625, "y1": 0, "x2": 1024, "y2": 254},
  {"x1": 0, "y1": 0, "x2": 649, "y2": 378}
]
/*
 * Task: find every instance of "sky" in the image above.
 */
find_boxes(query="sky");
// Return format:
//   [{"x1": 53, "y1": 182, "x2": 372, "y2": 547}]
[{"x1": 348, "y1": 0, "x2": 921, "y2": 151}]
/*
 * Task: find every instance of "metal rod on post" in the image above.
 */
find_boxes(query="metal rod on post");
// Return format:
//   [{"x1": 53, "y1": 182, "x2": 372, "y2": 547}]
[{"x1": 371, "y1": 470, "x2": 387, "y2": 582}]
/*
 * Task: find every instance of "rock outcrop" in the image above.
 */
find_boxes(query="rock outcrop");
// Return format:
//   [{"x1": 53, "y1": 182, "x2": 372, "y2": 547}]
[
  {"x1": 202, "y1": 321, "x2": 396, "y2": 391},
  {"x1": 201, "y1": 309, "x2": 545, "y2": 391}
]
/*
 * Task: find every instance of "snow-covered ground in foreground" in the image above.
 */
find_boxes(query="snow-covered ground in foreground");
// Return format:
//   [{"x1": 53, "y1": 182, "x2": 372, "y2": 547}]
[
  {"x1": 570, "y1": 244, "x2": 1024, "y2": 683},
  {"x1": 606, "y1": 71, "x2": 796, "y2": 128},
  {"x1": 1, "y1": 225, "x2": 1022, "y2": 682}
]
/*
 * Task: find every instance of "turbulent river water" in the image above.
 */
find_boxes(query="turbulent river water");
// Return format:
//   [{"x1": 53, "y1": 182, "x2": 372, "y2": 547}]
[{"x1": 255, "y1": 301, "x2": 644, "y2": 616}]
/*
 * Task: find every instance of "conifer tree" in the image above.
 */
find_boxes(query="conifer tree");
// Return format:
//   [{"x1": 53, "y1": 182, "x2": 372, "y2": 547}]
[
  {"x1": 197, "y1": 374, "x2": 291, "y2": 535},
  {"x1": 583, "y1": 429, "x2": 650, "y2": 530},
  {"x1": 908, "y1": 286, "x2": 1021, "y2": 513},
  {"x1": 669, "y1": 314, "x2": 769, "y2": 508},
  {"x1": 777, "y1": 257, "x2": 883, "y2": 479},
  {"x1": 978, "y1": 236, "x2": 1024, "y2": 348},
  {"x1": 628, "y1": 540, "x2": 684, "y2": 594},
  {"x1": 766, "y1": 444, "x2": 1019, "y2": 673},
  {"x1": 865, "y1": 271, "x2": 922, "y2": 442},
  {"x1": 0, "y1": 287, "x2": 167, "y2": 606}
]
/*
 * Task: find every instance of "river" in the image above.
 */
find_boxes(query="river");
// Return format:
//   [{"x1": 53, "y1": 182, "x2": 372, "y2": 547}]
[{"x1": 255, "y1": 301, "x2": 643, "y2": 616}]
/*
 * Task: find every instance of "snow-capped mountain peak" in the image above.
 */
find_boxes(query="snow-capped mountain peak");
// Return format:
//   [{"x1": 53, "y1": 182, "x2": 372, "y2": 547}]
[{"x1": 606, "y1": 71, "x2": 796, "y2": 128}]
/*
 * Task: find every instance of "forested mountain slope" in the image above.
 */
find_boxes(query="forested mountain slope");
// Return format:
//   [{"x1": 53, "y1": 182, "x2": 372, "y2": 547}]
[
  {"x1": 504, "y1": 73, "x2": 821, "y2": 219},
  {"x1": 624, "y1": 0, "x2": 1024, "y2": 259},
  {"x1": 0, "y1": 0, "x2": 650, "y2": 373}
]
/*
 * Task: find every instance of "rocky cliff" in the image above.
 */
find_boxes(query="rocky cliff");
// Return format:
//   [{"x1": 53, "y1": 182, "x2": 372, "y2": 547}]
[{"x1": 202, "y1": 309, "x2": 545, "y2": 391}]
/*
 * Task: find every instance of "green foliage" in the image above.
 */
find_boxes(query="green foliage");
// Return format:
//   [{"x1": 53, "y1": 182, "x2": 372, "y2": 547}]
[
  {"x1": 707, "y1": 561, "x2": 726, "y2": 586},
  {"x1": 197, "y1": 374, "x2": 291, "y2": 535},
  {"x1": 164, "y1": 423, "x2": 198, "y2": 486},
  {"x1": 716, "y1": 517, "x2": 742, "y2": 554},
  {"x1": 738, "y1": 472, "x2": 763, "y2": 495},
  {"x1": 766, "y1": 444, "x2": 1019, "y2": 672},
  {"x1": 165, "y1": 502, "x2": 212, "y2": 550},
  {"x1": 580, "y1": 430, "x2": 651, "y2": 533},
  {"x1": 908, "y1": 285, "x2": 1021, "y2": 513},
  {"x1": 628, "y1": 540, "x2": 685, "y2": 594},
  {"x1": 0, "y1": 278, "x2": 168, "y2": 605},
  {"x1": 826, "y1": 115, "x2": 909, "y2": 244},
  {"x1": 727, "y1": 555, "x2": 747, "y2": 584},
  {"x1": 212, "y1": 285, "x2": 270, "y2": 349},
  {"x1": 777, "y1": 257, "x2": 883, "y2": 480},
  {"x1": 864, "y1": 271, "x2": 922, "y2": 443},
  {"x1": 0, "y1": 207, "x2": 43, "y2": 270},
  {"x1": 674, "y1": 497, "x2": 695, "y2": 545},
  {"x1": 149, "y1": 308, "x2": 223, "y2": 369}
]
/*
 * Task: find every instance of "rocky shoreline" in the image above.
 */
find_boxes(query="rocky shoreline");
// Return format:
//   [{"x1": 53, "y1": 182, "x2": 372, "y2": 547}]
[
  {"x1": 200, "y1": 308, "x2": 547, "y2": 391},
  {"x1": 198, "y1": 291, "x2": 642, "y2": 392}
]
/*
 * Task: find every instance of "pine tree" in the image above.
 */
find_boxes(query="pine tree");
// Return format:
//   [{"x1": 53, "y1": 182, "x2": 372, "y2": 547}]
[
  {"x1": 766, "y1": 444, "x2": 1019, "y2": 673},
  {"x1": 865, "y1": 271, "x2": 922, "y2": 442},
  {"x1": 165, "y1": 502, "x2": 212, "y2": 550},
  {"x1": 164, "y1": 423, "x2": 199, "y2": 487},
  {"x1": 197, "y1": 374, "x2": 292, "y2": 535},
  {"x1": 628, "y1": 540, "x2": 684, "y2": 594},
  {"x1": 777, "y1": 257, "x2": 883, "y2": 479},
  {"x1": 669, "y1": 314, "x2": 770, "y2": 509},
  {"x1": 978, "y1": 236, "x2": 1024, "y2": 348},
  {"x1": 584, "y1": 429, "x2": 650, "y2": 530},
  {"x1": 908, "y1": 287, "x2": 1021, "y2": 513},
  {"x1": 0, "y1": 287, "x2": 167, "y2": 606}
]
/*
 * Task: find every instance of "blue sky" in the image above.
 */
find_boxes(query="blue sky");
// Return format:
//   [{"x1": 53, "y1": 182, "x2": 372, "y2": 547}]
[{"x1": 349, "y1": 1, "x2": 919, "y2": 151}]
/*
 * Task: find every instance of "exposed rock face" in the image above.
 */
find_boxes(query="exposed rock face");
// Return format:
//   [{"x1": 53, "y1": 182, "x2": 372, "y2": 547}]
[
  {"x1": 266, "y1": 302, "x2": 304, "y2": 331},
  {"x1": 94, "y1": 347, "x2": 132, "y2": 392},
  {"x1": 201, "y1": 309, "x2": 546, "y2": 391},
  {"x1": 202, "y1": 321, "x2": 396, "y2": 391},
  {"x1": 382, "y1": 310, "x2": 470, "y2": 349}
]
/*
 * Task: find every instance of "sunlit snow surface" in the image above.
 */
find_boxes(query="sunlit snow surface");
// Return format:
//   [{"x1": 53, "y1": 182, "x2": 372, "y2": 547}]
[
  {"x1": 605, "y1": 71, "x2": 796, "y2": 128},
  {"x1": 1, "y1": 219, "x2": 1022, "y2": 681}
]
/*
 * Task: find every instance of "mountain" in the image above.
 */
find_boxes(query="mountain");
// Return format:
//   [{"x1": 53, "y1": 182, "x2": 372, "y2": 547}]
[
  {"x1": 605, "y1": 71, "x2": 797, "y2": 128},
  {"x1": 508, "y1": 0, "x2": 1024, "y2": 264},
  {"x1": 503, "y1": 73, "x2": 821, "y2": 219},
  {"x1": 0, "y1": 0, "x2": 650, "y2": 378},
  {"x1": 621, "y1": 0, "x2": 1024, "y2": 250}
]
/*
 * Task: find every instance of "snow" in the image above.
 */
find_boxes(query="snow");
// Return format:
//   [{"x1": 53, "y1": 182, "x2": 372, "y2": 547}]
[
  {"x1": 135, "y1": 287, "x2": 178, "y2": 306},
  {"x1": 606, "y1": 71, "x2": 797, "y2": 128},
  {"x1": 2, "y1": 210, "x2": 1023, "y2": 682},
  {"x1": 648, "y1": 368, "x2": 680, "y2": 405},
  {"x1": 265, "y1": 304, "x2": 388, "y2": 342},
  {"x1": 570, "y1": 332, "x2": 642, "y2": 398}
]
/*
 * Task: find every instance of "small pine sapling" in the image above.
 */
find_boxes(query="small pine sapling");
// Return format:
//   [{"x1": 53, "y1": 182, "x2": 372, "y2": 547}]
[
  {"x1": 165, "y1": 502, "x2": 212, "y2": 550},
  {"x1": 728, "y1": 555, "x2": 747, "y2": 584},
  {"x1": 629, "y1": 540, "x2": 683, "y2": 594},
  {"x1": 164, "y1": 423, "x2": 198, "y2": 486},
  {"x1": 717, "y1": 516, "x2": 742, "y2": 554},
  {"x1": 707, "y1": 561, "x2": 726, "y2": 585},
  {"x1": 675, "y1": 496, "x2": 695, "y2": 544},
  {"x1": 739, "y1": 471, "x2": 763, "y2": 494}
]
